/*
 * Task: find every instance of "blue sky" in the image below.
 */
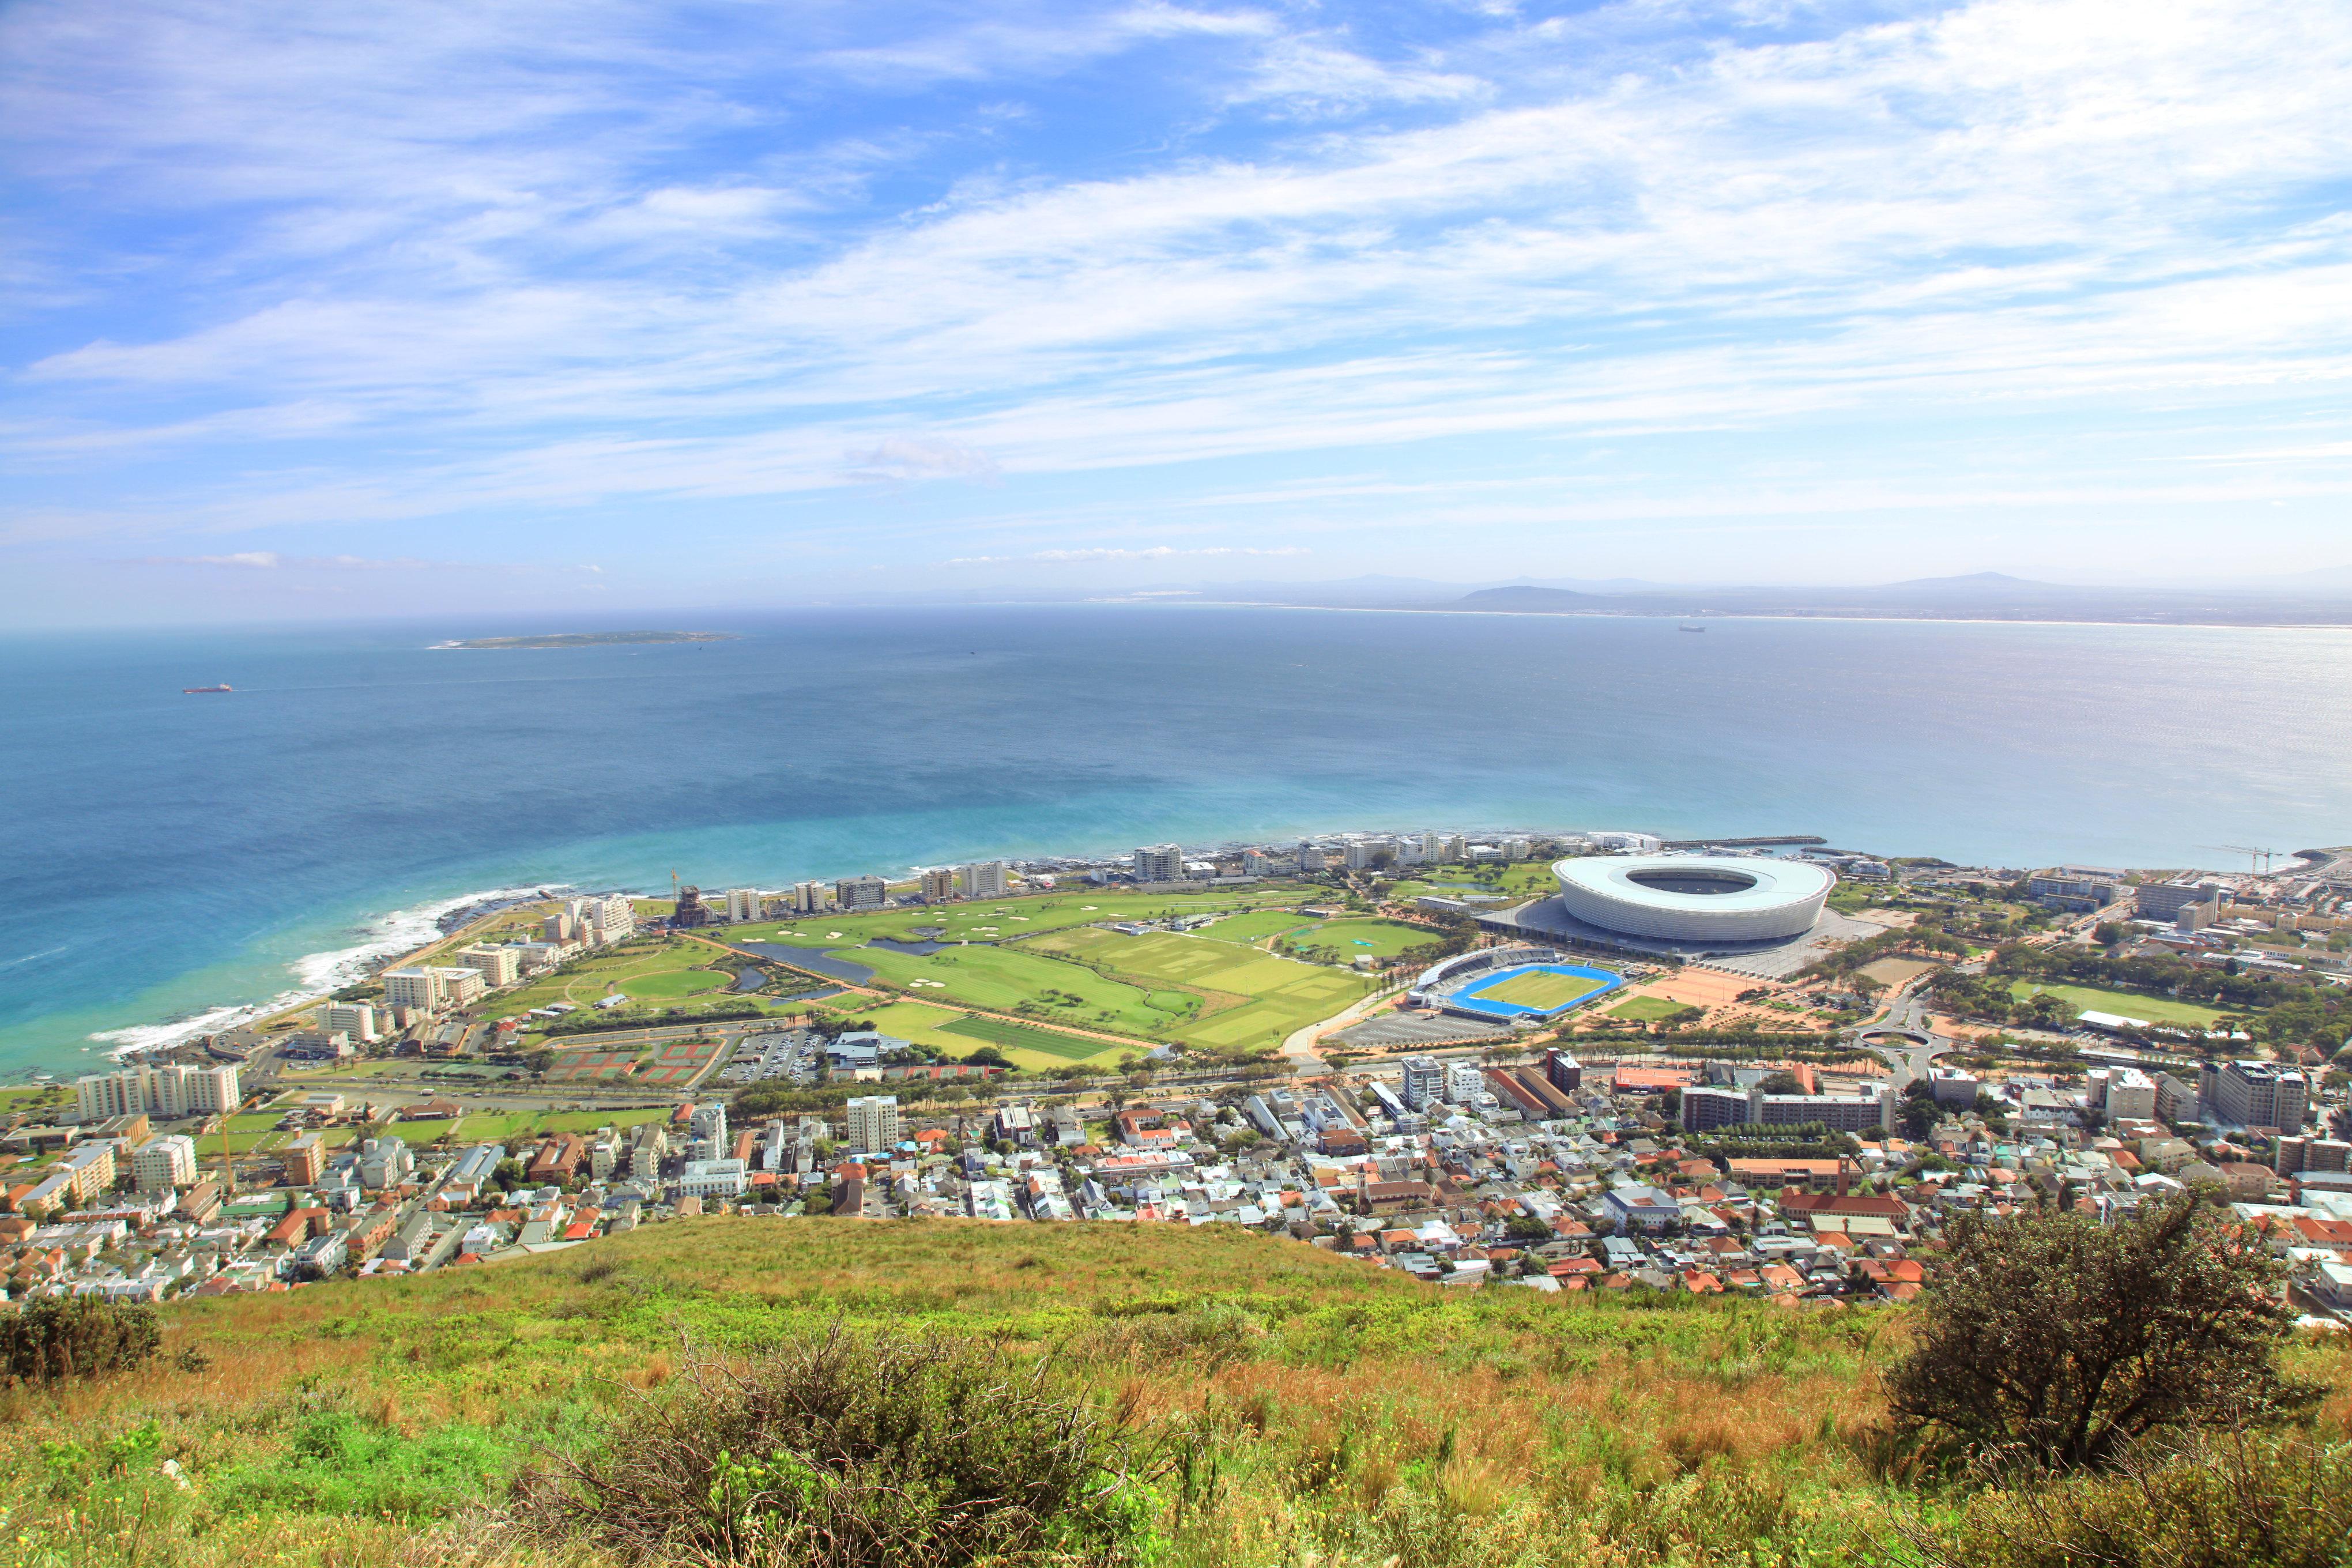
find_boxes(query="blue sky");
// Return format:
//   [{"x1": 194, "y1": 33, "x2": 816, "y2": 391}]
[{"x1": 5, "y1": 0, "x2": 2351, "y2": 623}]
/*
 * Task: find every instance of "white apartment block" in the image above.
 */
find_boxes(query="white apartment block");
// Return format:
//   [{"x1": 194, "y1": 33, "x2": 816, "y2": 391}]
[
  {"x1": 76, "y1": 1062, "x2": 240, "y2": 1123},
  {"x1": 919, "y1": 868, "x2": 958, "y2": 901},
  {"x1": 960, "y1": 861, "x2": 1009, "y2": 898},
  {"x1": 725, "y1": 888, "x2": 762, "y2": 922},
  {"x1": 131, "y1": 1134, "x2": 199, "y2": 1193},
  {"x1": 323, "y1": 1002, "x2": 379, "y2": 1042},
  {"x1": 1242, "y1": 848, "x2": 1276, "y2": 875},
  {"x1": 2091, "y1": 1067, "x2": 2158, "y2": 1123},
  {"x1": 382, "y1": 968, "x2": 443, "y2": 1011},
  {"x1": 791, "y1": 880, "x2": 834, "y2": 913},
  {"x1": 1400, "y1": 1055, "x2": 1446, "y2": 1111},
  {"x1": 845, "y1": 1094, "x2": 902, "y2": 1152},
  {"x1": 1296, "y1": 843, "x2": 1328, "y2": 873},
  {"x1": 450, "y1": 944, "x2": 521, "y2": 986},
  {"x1": 1133, "y1": 844, "x2": 1185, "y2": 882},
  {"x1": 2201, "y1": 1060, "x2": 2308, "y2": 1133}
]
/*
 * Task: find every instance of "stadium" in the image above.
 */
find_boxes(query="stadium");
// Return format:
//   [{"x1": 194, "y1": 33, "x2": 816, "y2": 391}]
[
  {"x1": 1552, "y1": 854, "x2": 1834, "y2": 942},
  {"x1": 1409, "y1": 944, "x2": 1626, "y2": 1022}
]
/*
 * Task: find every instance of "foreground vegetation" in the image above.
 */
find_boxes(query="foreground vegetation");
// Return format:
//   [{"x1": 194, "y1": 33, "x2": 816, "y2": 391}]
[{"x1": 4, "y1": 1218, "x2": 2350, "y2": 1568}]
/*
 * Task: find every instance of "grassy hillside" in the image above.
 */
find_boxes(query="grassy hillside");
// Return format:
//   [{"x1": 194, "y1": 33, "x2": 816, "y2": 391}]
[{"x1": 5, "y1": 1221, "x2": 2349, "y2": 1567}]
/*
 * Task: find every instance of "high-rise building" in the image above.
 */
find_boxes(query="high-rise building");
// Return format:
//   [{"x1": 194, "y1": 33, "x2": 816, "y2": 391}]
[
  {"x1": 672, "y1": 885, "x2": 712, "y2": 928},
  {"x1": 1242, "y1": 848, "x2": 1276, "y2": 876},
  {"x1": 688, "y1": 1102, "x2": 728, "y2": 1156},
  {"x1": 960, "y1": 861, "x2": 1009, "y2": 898},
  {"x1": 383, "y1": 968, "x2": 444, "y2": 1011},
  {"x1": 324, "y1": 1002, "x2": 379, "y2": 1043},
  {"x1": 791, "y1": 880, "x2": 833, "y2": 913},
  {"x1": 1443, "y1": 1061, "x2": 1484, "y2": 1105},
  {"x1": 1399, "y1": 1055, "x2": 1446, "y2": 1111},
  {"x1": 725, "y1": 888, "x2": 762, "y2": 923},
  {"x1": 76, "y1": 1063, "x2": 240, "y2": 1123},
  {"x1": 1501, "y1": 837, "x2": 1531, "y2": 861},
  {"x1": 846, "y1": 1095, "x2": 902, "y2": 1152},
  {"x1": 919, "y1": 868, "x2": 959, "y2": 901},
  {"x1": 1543, "y1": 1049, "x2": 1584, "y2": 1093},
  {"x1": 131, "y1": 1134, "x2": 199, "y2": 1193},
  {"x1": 543, "y1": 911, "x2": 574, "y2": 943},
  {"x1": 2200, "y1": 1060, "x2": 2307, "y2": 1133},
  {"x1": 835, "y1": 875, "x2": 887, "y2": 911},
  {"x1": 1133, "y1": 845, "x2": 1184, "y2": 882},
  {"x1": 1296, "y1": 843, "x2": 1327, "y2": 874},
  {"x1": 450, "y1": 945, "x2": 520, "y2": 986},
  {"x1": 283, "y1": 1130, "x2": 325, "y2": 1186}
]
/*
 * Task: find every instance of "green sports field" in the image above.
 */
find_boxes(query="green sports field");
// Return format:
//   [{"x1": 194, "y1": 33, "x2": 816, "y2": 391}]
[
  {"x1": 1608, "y1": 995, "x2": 1698, "y2": 1022},
  {"x1": 1478, "y1": 968, "x2": 1607, "y2": 1009},
  {"x1": 1028, "y1": 926, "x2": 1376, "y2": 1053},
  {"x1": 728, "y1": 884, "x2": 1310, "y2": 951},
  {"x1": 1205, "y1": 909, "x2": 1316, "y2": 944},
  {"x1": 1281, "y1": 917, "x2": 1441, "y2": 959},
  {"x1": 2008, "y1": 981, "x2": 2225, "y2": 1027},
  {"x1": 943, "y1": 1015, "x2": 1108, "y2": 1061}
]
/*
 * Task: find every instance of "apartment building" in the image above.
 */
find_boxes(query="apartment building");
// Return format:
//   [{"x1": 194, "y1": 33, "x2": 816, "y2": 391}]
[
  {"x1": 790, "y1": 880, "x2": 834, "y2": 913},
  {"x1": 1133, "y1": 844, "x2": 1185, "y2": 882},
  {"x1": 846, "y1": 1095, "x2": 902, "y2": 1153},
  {"x1": 960, "y1": 861, "x2": 1009, "y2": 899},
  {"x1": 919, "y1": 868, "x2": 958, "y2": 901},
  {"x1": 725, "y1": 888, "x2": 762, "y2": 922},
  {"x1": 131, "y1": 1134, "x2": 198, "y2": 1193},
  {"x1": 75, "y1": 1062, "x2": 241, "y2": 1123},
  {"x1": 450, "y1": 944, "x2": 521, "y2": 986},
  {"x1": 2200, "y1": 1060, "x2": 2308, "y2": 1133},
  {"x1": 1399, "y1": 1055, "x2": 1446, "y2": 1112},
  {"x1": 323, "y1": 1002, "x2": 379, "y2": 1042},
  {"x1": 835, "y1": 875, "x2": 887, "y2": 911}
]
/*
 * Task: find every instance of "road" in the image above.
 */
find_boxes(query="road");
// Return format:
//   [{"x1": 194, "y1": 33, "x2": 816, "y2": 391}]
[{"x1": 1851, "y1": 986, "x2": 1955, "y2": 1088}]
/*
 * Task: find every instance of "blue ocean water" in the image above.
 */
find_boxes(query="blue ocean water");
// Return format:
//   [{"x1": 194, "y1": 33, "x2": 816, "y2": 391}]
[{"x1": 2, "y1": 606, "x2": 2347, "y2": 1079}]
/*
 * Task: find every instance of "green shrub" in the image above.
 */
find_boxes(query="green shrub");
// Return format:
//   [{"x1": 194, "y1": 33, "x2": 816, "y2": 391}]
[
  {"x1": 210, "y1": 1409, "x2": 515, "y2": 1520},
  {"x1": 511, "y1": 1325, "x2": 1163, "y2": 1567},
  {"x1": 0, "y1": 1296, "x2": 161, "y2": 1386},
  {"x1": 1914, "y1": 1430, "x2": 2352, "y2": 1568}
]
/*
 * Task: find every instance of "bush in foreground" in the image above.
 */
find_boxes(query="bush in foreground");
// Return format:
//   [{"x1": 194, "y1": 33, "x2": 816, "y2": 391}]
[
  {"x1": 1879, "y1": 1196, "x2": 2316, "y2": 1472},
  {"x1": 0, "y1": 1296, "x2": 161, "y2": 1386},
  {"x1": 509, "y1": 1325, "x2": 1161, "y2": 1567}
]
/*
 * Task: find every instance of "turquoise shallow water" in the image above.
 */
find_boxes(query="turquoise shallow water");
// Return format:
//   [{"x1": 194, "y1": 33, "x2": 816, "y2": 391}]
[{"x1": 2, "y1": 605, "x2": 2347, "y2": 1079}]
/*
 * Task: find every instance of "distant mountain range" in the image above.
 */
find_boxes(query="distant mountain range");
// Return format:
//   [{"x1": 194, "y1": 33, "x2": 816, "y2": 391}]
[
  {"x1": 841, "y1": 568, "x2": 2352, "y2": 625},
  {"x1": 1430, "y1": 571, "x2": 2352, "y2": 625}
]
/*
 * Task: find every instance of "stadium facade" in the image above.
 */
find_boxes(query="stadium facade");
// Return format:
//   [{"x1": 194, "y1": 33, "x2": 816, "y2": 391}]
[{"x1": 1552, "y1": 854, "x2": 1834, "y2": 943}]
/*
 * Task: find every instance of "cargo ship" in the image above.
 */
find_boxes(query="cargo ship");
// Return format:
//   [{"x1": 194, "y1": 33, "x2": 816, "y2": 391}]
[{"x1": 183, "y1": 684, "x2": 233, "y2": 693}]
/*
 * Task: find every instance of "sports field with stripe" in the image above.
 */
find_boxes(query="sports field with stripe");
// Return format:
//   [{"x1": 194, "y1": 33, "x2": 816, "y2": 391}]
[
  {"x1": 943, "y1": 1015, "x2": 1109, "y2": 1061},
  {"x1": 1452, "y1": 963, "x2": 1624, "y2": 1018}
]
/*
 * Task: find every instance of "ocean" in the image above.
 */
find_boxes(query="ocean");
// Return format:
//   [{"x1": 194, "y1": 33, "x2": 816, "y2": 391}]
[{"x1": 2, "y1": 605, "x2": 2347, "y2": 1080}]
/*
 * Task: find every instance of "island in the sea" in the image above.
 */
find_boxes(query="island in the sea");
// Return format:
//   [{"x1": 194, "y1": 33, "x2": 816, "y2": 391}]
[{"x1": 434, "y1": 630, "x2": 737, "y2": 650}]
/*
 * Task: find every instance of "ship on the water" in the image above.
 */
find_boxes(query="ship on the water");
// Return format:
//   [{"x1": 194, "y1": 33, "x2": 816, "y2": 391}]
[
  {"x1": 182, "y1": 684, "x2": 233, "y2": 693},
  {"x1": 1678, "y1": 624, "x2": 1706, "y2": 633}
]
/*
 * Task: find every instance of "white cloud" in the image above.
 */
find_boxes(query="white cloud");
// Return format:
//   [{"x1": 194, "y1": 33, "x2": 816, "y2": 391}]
[
  {"x1": 5, "y1": 0, "x2": 2352, "y2": 568},
  {"x1": 950, "y1": 544, "x2": 1309, "y2": 562}
]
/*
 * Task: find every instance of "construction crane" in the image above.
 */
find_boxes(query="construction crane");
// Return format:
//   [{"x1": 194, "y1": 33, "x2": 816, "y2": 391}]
[{"x1": 2204, "y1": 845, "x2": 2281, "y2": 875}]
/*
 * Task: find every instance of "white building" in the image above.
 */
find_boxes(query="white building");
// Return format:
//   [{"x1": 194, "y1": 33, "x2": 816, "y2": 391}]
[
  {"x1": 382, "y1": 968, "x2": 444, "y2": 1012},
  {"x1": 678, "y1": 1159, "x2": 749, "y2": 1200},
  {"x1": 1133, "y1": 844, "x2": 1185, "y2": 882},
  {"x1": 451, "y1": 945, "x2": 520, "y2": 987},
  {"x1": 1296, "y1": 843, "x2": 1328, "y2": 874},
  {"x1": 790, "y1": 880, "x2": 834, "y2": 913},
  {"x1": 583, "y1": 895, "x2": 635, "y2": 944},
  {"x1": 1242, "y1": 848, "x2": 1277, "y2": 876},
  {"x1": 131, "y1": 1134, "x2": 199, "y2": 1193},
  {"x1": 323, "y1": 1002, "x2": 379, "y2": 1043},
  {"x1": 1400, "y1": 1055, "x2": 1446, "y2": 1111},
  {"x1": 725, "y1": 888, "x2": 763, "y2": 923},
  {"x1": 846, "y1": 1095, "x2": 902, "y2": 1153},
  {"x1": 2090, "y1": 1067, "x2": 2159, "y2": 1124},
  {"x1": 1443, "y1": 1061, "x2": 1485, "y2": 1106},
  {"x1": 76, "y1": 1062, "x2": 241, "y2": 1123},
  {"x1": 960, "y1": 861, "x2": 1009, "y2": 899}
]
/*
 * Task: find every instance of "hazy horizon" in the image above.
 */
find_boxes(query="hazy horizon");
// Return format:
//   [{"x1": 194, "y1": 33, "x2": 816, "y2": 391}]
[{"x1": 7, "y1": 1, "x2": 2352, "y2": 626}]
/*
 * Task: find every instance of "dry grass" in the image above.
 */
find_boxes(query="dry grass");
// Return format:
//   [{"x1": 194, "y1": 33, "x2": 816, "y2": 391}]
[{"x1": 1, "y1": 1219, "x2": 2346, "y2": 1568}]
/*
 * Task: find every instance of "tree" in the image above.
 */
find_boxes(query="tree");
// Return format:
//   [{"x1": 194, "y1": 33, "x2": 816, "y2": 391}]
[
  {"x1": 1880, "y1": 1197, "x2": 2317, "y2": 1472},
  {"x1": 1757, "y1": 1071, "x2": 1805, "y2": 1095},
  {"x1": 1898, "y1": 1079, "x2": 1940, "y2": 1141}
]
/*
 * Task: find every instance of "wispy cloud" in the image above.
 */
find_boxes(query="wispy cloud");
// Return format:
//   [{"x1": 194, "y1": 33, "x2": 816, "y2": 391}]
[
  {"x1": 4, "y1": 0, "x2": 2351, "y2": 595},
  {"x1": 950, "y1": 544, "x2": 1309, "y2": 562}
]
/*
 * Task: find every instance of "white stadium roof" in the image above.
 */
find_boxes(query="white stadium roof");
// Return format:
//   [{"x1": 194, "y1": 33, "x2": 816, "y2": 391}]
[{"x1": 1553, "y1": 854, "x2": 1835, "y2": 941}]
